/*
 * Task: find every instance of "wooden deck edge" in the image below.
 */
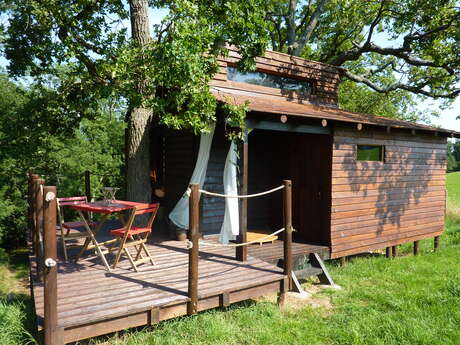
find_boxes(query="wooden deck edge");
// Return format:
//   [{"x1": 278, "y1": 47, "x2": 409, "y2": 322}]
[{"x1": 62, "y1": 278, "x2": 285, "y2": 344}]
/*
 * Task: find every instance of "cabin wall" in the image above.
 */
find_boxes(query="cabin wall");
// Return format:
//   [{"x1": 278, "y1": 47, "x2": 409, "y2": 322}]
[
  {"x1": 163, "y1": 130, "x2": 198, "y2": 210},
  {"x1": 163, "y1": 126, "x2": 229, "y2": 236},
  {"x1": 330, "y1": 126, "x2": 447, "y2": 258},
  {"x1": 200, "y1": 126, "x2": 230, "y2": 235},
  {"x1": 212, "y1": 47, "x2": 342, "y2": 107}
]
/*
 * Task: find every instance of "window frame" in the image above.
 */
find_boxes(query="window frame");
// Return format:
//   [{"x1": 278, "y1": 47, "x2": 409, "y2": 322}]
[
  {"x1": 356, "y1": 144, "x2": 385, "y2": 162},
  {"x1": 226, "y1": 66, "x2": 314, "y2": 96}
]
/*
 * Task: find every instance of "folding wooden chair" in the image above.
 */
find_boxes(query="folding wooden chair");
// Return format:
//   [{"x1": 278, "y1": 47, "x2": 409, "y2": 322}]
[
  {"x1": 56, "y1": 196, "x2": 97, "y2": 261},
  {"x1": 110, "y1": 203, "x2": 160, "y2": 271}
]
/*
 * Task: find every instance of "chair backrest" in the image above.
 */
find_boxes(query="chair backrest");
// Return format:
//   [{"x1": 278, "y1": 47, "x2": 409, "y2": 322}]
[
  {"x1": 56, "y1": 196, "x2": 88, "y2": 225},
  {"x1": 125, "y1": 203, "x2": 160, "y2": 230},
  {"x1": 57, "y1": 196, "x2": 88, "y2": 206},
  {"x1": 135, "y1": 203, "x2": 160, "y2": 228}
]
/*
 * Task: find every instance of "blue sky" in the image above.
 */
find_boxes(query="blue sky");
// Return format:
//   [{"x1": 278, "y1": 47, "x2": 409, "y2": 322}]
[{"x1": 2, "y1": 7, "x2": 458, "y2": 132}]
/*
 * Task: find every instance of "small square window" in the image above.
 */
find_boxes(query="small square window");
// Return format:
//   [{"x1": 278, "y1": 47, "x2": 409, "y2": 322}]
[{"x1": 357, "y1": 145, "x2": 385, "y2": 162}]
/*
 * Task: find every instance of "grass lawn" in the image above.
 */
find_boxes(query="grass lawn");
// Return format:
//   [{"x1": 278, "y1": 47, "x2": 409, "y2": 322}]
[
  {"x1": 0, "y1": 175, "x2": 459, "y2": 345},
  {"x1": 447, "y1": 171, "x2": 460, "y2": 207}
]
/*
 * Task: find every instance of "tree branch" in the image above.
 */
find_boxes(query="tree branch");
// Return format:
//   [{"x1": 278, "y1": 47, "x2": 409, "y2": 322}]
[
  {"x1": 57, "y1": 26, "x2": 107, "y2": 84},
  {"x1": 367, "y1": 42, "x2": 455, "y2": 74},
  {"x1": 331, "y1": 30, "x2": 456, "y2": 75},
  {"x1": 69, "y1": 29, "x2": 106, "y2": 56},
  {"x1": 343, "y1": 69, "x2": 460, "y2": 99},
  {"x1": 365, "y1": 0, "x2": 387, "y2": 45},
  {"x1": 292, "y1": 0, "x2": 328, "y2": 56},
  {"x1": 286, "y1": 0, "x2": 297, "y2": 54},
  {"x1": 295, "y1": 0, "x2": 312, "y2": 33}
]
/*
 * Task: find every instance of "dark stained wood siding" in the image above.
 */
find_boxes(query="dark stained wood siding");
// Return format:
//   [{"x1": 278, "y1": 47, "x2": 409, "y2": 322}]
[
  {"x1": 330, "y1": 126, "x2": 447, "y2": 258},
  {"x1": 164, "y1": 130, "x2": 198, "y2": 210},
  {"x1": 201, "y1": 125, "x2": 230, "y2": 235},
  {"x1": 212, "y1": 47, "x2": 342, "y2": 107},
  {"x1": 163, "y1": 125, "x2": 230, "y2": 235}
]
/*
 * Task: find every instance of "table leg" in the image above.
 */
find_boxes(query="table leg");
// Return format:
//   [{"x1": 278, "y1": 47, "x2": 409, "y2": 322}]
[
  {"x1": 75, "y1": 212, "x2": 112, "y2": 272},
  {"x1": 75, "y1": 212, "x2": 106, "y2": 261}
]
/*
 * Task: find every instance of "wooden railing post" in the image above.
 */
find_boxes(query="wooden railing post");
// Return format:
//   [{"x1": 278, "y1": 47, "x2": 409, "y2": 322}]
[
  {"x1": 43, "y1": 186, "x2": 62, "y2": 345},
  {"x1": 85, "y1": 170, "x2": 91, "y2": 201},
  {"x1": 34, "y1": 177, "x2": 45, "y2": 281},
  {"x1": 282, "y1": 180, "x2": 293, "y2": 291},
  {"x1": 28, "y1": 173, "x2": 39, "y2": 249},
  {"x1": 237, "y1": 135, "x2": 248, "y2": 262},
  {"x1": 187, "y1": 184, "x2": 200, "y2": 315}
]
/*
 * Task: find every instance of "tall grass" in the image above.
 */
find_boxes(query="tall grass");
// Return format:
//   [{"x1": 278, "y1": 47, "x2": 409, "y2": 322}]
[{"x1": 0, "y1": 249, "x2": 37, "y2": 345}]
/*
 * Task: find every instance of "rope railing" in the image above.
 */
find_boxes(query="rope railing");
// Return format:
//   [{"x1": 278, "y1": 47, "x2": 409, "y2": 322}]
[
  {"x1": 190, "y1": 227, "x2": 287, "y2": 249},
  {"x1": 186, "y1": 180, "x2": 293, "y2": 314},
  {"x1": 190, "y1": 185, "x2": 285, "y2": 199}
]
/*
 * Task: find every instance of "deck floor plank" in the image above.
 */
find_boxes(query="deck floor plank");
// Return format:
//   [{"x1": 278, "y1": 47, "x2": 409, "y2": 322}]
[
  {"x1": 31, "y1": 240, "x2": 285, "y2": 333},
  {"x1": 30, "y1": 224, "x2": 329, "y2": 343}
]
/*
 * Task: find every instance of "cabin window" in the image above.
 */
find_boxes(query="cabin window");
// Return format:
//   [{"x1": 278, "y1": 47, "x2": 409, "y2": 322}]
[
  {"x1": 227, "y1": 67, "x2": 313, "y2": 94},
  {"x1": 357, "y1": 145, "x2": 385, "y2": 162}
]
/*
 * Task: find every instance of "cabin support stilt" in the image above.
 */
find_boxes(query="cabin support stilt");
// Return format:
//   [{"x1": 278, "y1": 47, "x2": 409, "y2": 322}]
[
  {"x1": 413, "y1": 241, "x2": 420, "y2": 256},
  {"x1": 434, "y1": 236, "x2": 440, "y2": 251},
  {"x1": 385, "y1": 247, "x2": 391, "y2": 258}
]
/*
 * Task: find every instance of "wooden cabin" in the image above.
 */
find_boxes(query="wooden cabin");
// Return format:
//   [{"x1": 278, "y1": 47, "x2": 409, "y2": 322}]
[
  {"x1": 28, "y1": 49, "x2": 456, "y2": 345},
  {"x1": 157, "y1": 47, "x2": 454, "y2": 259}
]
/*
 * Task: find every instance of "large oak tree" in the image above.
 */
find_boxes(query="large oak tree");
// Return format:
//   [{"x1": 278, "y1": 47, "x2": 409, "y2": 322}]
[
  {"x1": 2, "y1": 0, "x2": 459, "y2": 202},
  {"x1": 3, "y1": 0, "x2": 270, "y2": 202}
]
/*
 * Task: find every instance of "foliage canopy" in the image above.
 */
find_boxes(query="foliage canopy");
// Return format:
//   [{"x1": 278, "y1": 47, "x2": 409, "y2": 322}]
[{"x1": 0, "y1": 74, "x2": 124, "y2": 247}]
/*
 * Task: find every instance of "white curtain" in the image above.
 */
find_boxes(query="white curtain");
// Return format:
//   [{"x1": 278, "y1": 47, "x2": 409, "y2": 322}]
[
  {"x1": 219, "y1": 141, "x2": 240, "y2": 243},
  {"x1": 169, "y1": 123, "x2": 216, "y2": 229}
]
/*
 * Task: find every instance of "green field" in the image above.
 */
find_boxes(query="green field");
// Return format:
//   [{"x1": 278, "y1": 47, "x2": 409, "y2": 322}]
[
  {"x1": 0, "y1": 175, "x2": 459, "y2": 345},
  {"x1": 447, "y1": 171, "x2": 460, "y2": 208}
]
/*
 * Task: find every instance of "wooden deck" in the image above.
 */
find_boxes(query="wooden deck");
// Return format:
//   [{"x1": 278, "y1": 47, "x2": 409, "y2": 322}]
[
  {"x1": 30, "y1": 239, "x2": 286, "y2": 343},
  {"x1": 248, "y1": 240, "x2": 329, "y2": 265}
]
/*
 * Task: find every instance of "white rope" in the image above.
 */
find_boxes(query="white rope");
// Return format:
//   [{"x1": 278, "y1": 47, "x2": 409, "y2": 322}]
[
  {"x1": 197, "y1": 185, "x2": 284, "y2": 199},
  {"x1": 197, "y1": 227, "x2": 286, "y2": 248}
]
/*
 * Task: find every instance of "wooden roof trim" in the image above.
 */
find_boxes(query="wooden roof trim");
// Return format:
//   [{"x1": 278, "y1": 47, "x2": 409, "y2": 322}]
[{"x1": 212, "y1": 87, "x2": 460, "y2": 138}]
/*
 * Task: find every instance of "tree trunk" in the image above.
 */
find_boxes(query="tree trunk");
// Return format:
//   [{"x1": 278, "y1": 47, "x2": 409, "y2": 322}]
[
  {"x1": 286, "y1": 0, "x2": 298, "y2": 55},
  {"x1": 126, "y1": 107, "x2": 152, "y2": 202},
  {"x1": 126, "y1": 0, "x2": 152, "y2": 203}
]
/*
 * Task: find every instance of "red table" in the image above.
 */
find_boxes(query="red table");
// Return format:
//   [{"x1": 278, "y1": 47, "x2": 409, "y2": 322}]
[{"x1": 72, "y1": 200, "x2": 149, "y2": 271}]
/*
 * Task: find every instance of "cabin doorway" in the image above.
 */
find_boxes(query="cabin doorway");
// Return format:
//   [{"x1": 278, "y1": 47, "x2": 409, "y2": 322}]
[{"x1": 247, "y1": 129, "x2": 332, "y2": 246}]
